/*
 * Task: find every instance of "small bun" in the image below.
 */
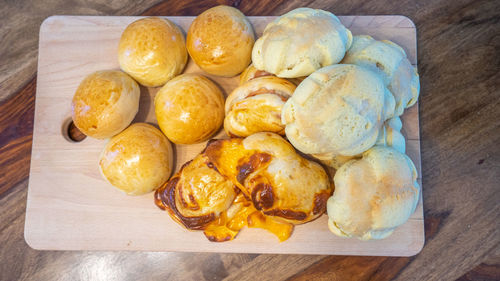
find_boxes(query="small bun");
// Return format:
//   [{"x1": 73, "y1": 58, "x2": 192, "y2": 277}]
[
  {"x1": 327, "y1": 146, "x2": 420, "y2": 240},
  {"x1": 282, "y1": 64, "x2": 395, "y2": 156},
  {"x1": 342, "y1": 35, "x2": 420, "y2": 116},
  {"x1": 252, "y1": 8, "x2": 352, "y2": 78},
  {"x1": 71, "y1": 70, "x2": 140, "y2": 139},
  {"x1": 99, "y1": 123, "x2": 173, "y2": 195},
  {"x1": 224, "y1": 76, "x2": 296, "y2": 137},
  {"x1": 118, "y1": 17, "x2": 187, "y2": 87},
  {"x1": 187, "y1": 5, "x2": 255, "y2": 77},
  {"x1": 155, "y1": 74, "x2": 224, "y2": 144}
]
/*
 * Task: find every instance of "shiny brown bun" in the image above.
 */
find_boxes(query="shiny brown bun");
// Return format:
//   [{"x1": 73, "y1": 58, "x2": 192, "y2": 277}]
[
  {"x1": 99, "y1": 123, "x2": 173, "y2": 195},
  {"x1": 186, "y1": 5, "x2": 255, "y2": 77},
  {"x1": 118, "y1": 17, "x2": 187, "y2": 87},
  {"x1": 71, "y1": 70, "x2": 139, "y2": 139},
  {"x1": 154, "y1": 74, "x2": 224, "y2": 144}
]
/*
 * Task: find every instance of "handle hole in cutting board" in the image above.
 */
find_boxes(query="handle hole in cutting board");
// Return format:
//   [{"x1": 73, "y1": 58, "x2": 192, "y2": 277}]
[{"x1": 61, "y1": 117, "x2": 87, "y2": 142}]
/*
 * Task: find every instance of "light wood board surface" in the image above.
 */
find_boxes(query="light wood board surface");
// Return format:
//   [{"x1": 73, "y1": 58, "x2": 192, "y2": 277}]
[{"x1": 25, "y1": 15, "x2": 423, "y2": 256}]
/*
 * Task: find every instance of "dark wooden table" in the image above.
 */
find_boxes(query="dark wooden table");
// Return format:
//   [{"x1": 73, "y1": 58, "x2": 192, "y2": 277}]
[{"x1": 1, "y1": 0, "x2": 499, "y2": 280}]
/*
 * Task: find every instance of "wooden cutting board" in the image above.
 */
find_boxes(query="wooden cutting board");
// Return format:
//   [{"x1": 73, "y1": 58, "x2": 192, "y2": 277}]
[{"x1": 25, "y1": 15, "x2": 423, "y2": 256}]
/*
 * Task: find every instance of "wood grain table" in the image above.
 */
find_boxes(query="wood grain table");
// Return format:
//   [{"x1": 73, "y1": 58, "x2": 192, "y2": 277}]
[{"x1": 0, "y1": 0, "x2": 498, "y2": 280}]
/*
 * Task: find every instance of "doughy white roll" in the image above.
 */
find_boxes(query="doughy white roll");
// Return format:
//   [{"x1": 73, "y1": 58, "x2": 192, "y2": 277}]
[
  {"x1": 327, "y1": 146, "x2": 420, "y2": 240},
  {"x1": 342, "y1": 35, "x2": 420, "y2": 116},
  {"x1": 252, "y1": 8, "x2": 352, "y2": 78}
]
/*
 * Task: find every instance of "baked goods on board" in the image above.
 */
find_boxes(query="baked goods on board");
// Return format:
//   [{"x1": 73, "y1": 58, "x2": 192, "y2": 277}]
[{"x1": 70, "y1": 5, "x2": 421, "y2": 242}]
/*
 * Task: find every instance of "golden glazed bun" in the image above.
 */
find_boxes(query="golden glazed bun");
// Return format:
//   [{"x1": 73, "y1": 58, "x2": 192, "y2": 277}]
[
  {"x1": 118, "y1": 17, "x2": 187, "y2": 87},
  {"x1": 327, "y1": 146, "x2": 420, "y2": 240},
  {"x1": 71, "y1": 70, "x2": 140, "y2": 139},
  {"x1": 187, "y1": 5, "x2": 255, "y2": 77},
  {"x1": 252, "y1": 8, "x2": 352, "y2": 78},
  {"x1": 342, "y1": 35, "x2": 420, "y2": 116},
  {"x1": 154, "y1": 74, "x2": 224, "y2": 144},
  {"x1": 224, "y1": 76, "x2": 296, "y2": 137},
  {"x1": 204, "y1": 133, "x2": 333, "y2": 225},
  {"x1": 282, "y1": 64, "x2": 395, "y2": 157},
  {"x1": 99, "y1": 123, "x2": 173, "y2": 195}
]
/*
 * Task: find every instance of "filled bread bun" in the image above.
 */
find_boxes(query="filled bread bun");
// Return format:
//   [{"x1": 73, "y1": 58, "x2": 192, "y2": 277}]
[
  {"x1": 71, "y1": 70, "x2": 140, "y2": 139},
  {"x1": 205, "y1": 133, "x2": 332, "y2": 225},
  {"x1": 224, "y1": 76, "x2": 296, "y2": 137},
  {"x1": 154, "y1": 74, "x2": 224, "y2": 144},
  {"x1": 342, "y1": 35, "x2": 420, "y2": 116},
  {"x1": 282, "y1": 64, "x2": 395, "y2": 157},
  {"x1": 118, "y1": 17, "x2": 187, "y2": 87},
  {"x1": 155, "y1": 139, "x2": 294, "y2": 242},
  {"x1": 327, "y1": 146, "x2": 420, "y2": 240},
  {"x1": 99, "y1": 123, "x2": 173, "y2": 195},
  {"x1": 252, "y1": 8, "x2": 352, "y2": 78},
  {"x1": 187, "y1": 5, "x2": 255, "y2": 77},
  {"x1": 313, "y1": 117, "x2": 406, "y2": 169},
  {"x1": 155, "y1": 153, "x2": 237, "y2": 231}
]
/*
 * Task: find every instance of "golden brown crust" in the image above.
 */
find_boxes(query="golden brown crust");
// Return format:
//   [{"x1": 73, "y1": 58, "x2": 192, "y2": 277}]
[
  {"x1": 154, "y1": 74, "x2": 224, "y2": 144},
  {"x1": 118, "y1": 17, "x2": 187, "y2": 87},
  {"x1": 204, "y1": 133, "x2": 333, "y2": 225},
  {"x1": 224, "y1": 76, "x2": 296, "y2": 137},
  {"x1": 99, "y1": 123, "x2": 173, "y2": 195},
  {"x1": 154, "y1": 153, "x2": 235, "y2": 230},
  {"x1": 186, "y1": 5, "x2": 255, "y2": 77},
  {"x1": 71, "y1": 70, "x2": 140, "y2": 139}
]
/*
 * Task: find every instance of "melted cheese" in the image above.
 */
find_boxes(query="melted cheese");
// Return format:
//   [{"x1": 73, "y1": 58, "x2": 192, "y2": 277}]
[{"x1": 204, "y1": 193, "x2": 294, "y2": 242}]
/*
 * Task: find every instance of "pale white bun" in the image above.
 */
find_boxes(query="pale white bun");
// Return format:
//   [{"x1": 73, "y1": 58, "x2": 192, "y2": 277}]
[
  {"x1": 282, "y1": 64, "x2": 395, "y2": 156},
  {"x1": 342, "y1": 35, "x2": 420, "y2": 116},
  {"x1": 327, "y1": 146, "x2": 420, "y2": 240},
  {"x1": 314, "y1": 116, "x2": 406, "y2": 169},
  {"x1": 252, "y1": 8, "x2": 352, "y2": 78}
]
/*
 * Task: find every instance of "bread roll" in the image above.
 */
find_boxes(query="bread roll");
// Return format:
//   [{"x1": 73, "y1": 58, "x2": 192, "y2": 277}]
[
  {"x1": 342, "y1": 35, "x2": 420, "y2": 116},
  {"x1": 204, "y1": 132, "x2": 333, "y2": 225},
  {"x1": 282, "y1": 64, "x2": 395, "y2": 157},
  {"x1": 99, "y1": 123, "x2": 173, "y2": 195},
  {"x1": 118, "y1": 17, "x2": 187, "y2": 87},
  {"x1": 155, "y1": 139, "x2": 296, "y2": 242},
  {"x1": 154, "y1": 74, "x2": 224, "y2": 144},
  {"x1": 327, "y1": 146, "x2": 420, "y2": 240},
  {"x1": 71, "y1": 70, "x2": 139, "y2": 139},
  {"x1": 155, "y1": 153, "x2": 237, "y2": 231},
  {"x1": 187, "y1": 5, "x2": 255, "y2": 77},
  {"x1": 313, "y1": 116, "x2": 406, "y2": 169},
  {"x1": 224, "y1": 76, "x2": 296, "y2": 137},
  {"x1": 252, "y1": 8, "x2": 352, "y2": 78}
]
